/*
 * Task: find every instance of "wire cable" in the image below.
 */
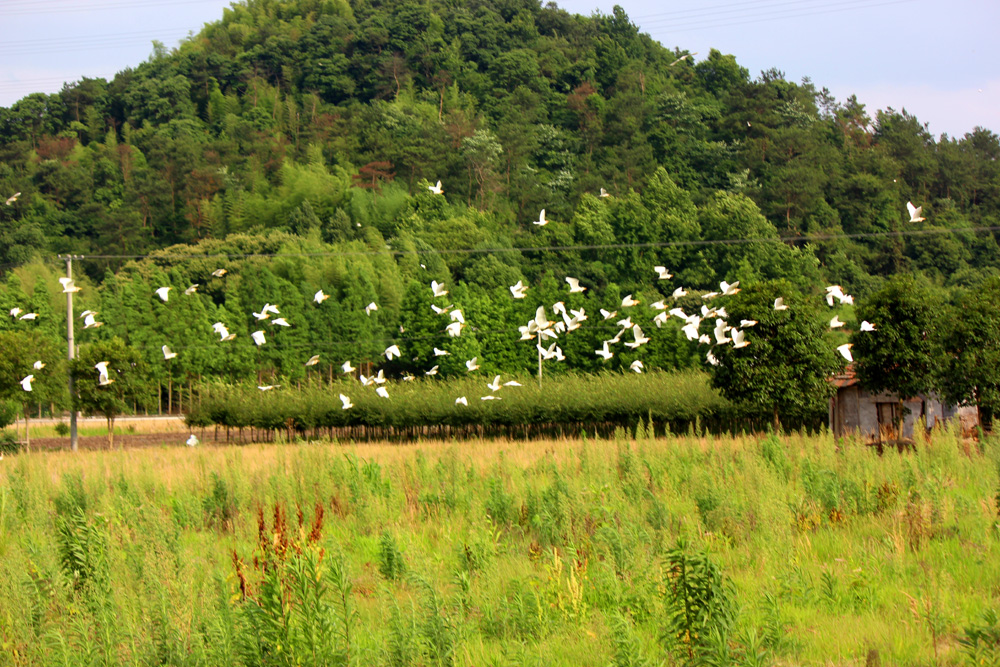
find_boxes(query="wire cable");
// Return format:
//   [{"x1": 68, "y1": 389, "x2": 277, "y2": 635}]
[{"x1": 64, "y1": 224, "x2": 1000, "y2": 262}]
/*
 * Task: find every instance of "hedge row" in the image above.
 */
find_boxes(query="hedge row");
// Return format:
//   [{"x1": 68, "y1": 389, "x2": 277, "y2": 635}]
[{"x1": 185, "y1": 370, "x2": 742, "y2": 440}]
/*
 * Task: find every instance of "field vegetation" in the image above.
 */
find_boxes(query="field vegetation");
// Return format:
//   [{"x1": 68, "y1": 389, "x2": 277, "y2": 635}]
[{"x1": 0, "y1": 425, "x2": 998, "y2": 666}]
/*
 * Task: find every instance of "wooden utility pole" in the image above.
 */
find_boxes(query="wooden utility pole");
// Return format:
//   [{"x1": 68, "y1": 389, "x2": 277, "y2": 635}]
[{"x1": 60, "y1": 255, "x2": 80, "y2": 451}]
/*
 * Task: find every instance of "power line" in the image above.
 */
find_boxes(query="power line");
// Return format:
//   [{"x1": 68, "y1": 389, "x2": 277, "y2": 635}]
[
  {"x1": 64, "y1": 225, "x2": 1000, "y2": 262},
  {"x1": 3, "y1": 0, "x2": 228, "y2": 17}
]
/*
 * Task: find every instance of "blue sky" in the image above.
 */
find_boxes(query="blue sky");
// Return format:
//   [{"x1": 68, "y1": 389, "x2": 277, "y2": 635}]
[{"x1": 2, "y1": 0, "x2": 997, "y2": 139}]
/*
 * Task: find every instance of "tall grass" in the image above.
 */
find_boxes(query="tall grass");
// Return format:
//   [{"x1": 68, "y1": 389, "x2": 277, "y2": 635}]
[{"x1": 0, "y1": 425, "x2": 997, "y2": 665}]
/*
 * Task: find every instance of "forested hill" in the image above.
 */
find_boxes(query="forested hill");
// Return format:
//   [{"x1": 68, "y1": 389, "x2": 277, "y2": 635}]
[{"x1": 0, "y1": 0, "x2": 999, "y2": 389}]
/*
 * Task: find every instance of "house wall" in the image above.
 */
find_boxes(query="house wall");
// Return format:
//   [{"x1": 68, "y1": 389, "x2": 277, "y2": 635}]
[{"x1": 831, "y1": 388, "x2": 950, "y2": 439}]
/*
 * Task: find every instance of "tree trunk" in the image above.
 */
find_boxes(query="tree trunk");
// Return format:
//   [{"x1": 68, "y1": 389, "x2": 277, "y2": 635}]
[
  {"x1": 108, "y1": 415, "x2": 114, "y2": 449},
  {"x1": 23, "y1": 405, "x2": 30, "y2": 453},
  {"x1": 773, "y1": 405, "x2": 780, "y2": 433}
]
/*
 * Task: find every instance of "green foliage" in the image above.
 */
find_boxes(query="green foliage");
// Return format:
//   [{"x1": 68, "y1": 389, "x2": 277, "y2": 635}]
[
  {"x1": 710, "y1": 280, "x2": 838, "y2": 427},
  {"x1": 378, "y1": 530, "x2": 406, "y2": 581},
  {"x1": 853, "y1": 275, "x2": 941, "y2": 404},
  {"x1": 661, "y1": 539, "x2": 736, "y2": 663},
  {"x1": 71, "y1": 336, "x2": 151, "y2": 447}
]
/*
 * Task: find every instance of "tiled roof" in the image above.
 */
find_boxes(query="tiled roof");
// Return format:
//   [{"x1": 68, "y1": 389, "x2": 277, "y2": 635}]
[{"x1": 829, "y1": 364, "x2": 857, "y2": 389}]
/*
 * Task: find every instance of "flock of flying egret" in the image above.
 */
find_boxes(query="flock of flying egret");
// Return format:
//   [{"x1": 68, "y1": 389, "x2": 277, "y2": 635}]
[{"x1": 7, "y1": 185, "x2": 925, "y2": 446}]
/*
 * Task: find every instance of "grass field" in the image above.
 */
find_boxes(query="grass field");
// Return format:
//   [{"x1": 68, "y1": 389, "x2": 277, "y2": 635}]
[{"x1": 0, "y1": 424, "x2": 998, "y2": 666}]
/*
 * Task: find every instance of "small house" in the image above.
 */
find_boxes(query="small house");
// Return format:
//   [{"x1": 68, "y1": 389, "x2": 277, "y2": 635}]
[{"x1": 828, "y1": 367, "x2": 977, "y2": 440}]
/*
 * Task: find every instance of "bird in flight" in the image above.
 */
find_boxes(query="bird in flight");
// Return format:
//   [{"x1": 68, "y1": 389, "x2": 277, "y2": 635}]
[
  {"x1": 59, "y1": 277, "x2": 81, "y2": 293},
  {"x1": 385, "y1": 344, "x2": 401, "y2": 360},
  {"x1": 184, "y1": 284, "x2": 199, "y2": 296},
  {"x1": 342, "y1": 360, "x2": 356, "y2": 373},
  {"x1": 314, "y1": 290, "x2": 329, "y2": 304},
  {"x1": 33, "y1": 360, "x2": 45, "y2": 370},
  {"x1": 621, "y1": 294, "x2": 640, "y2": 307},
  {"x1": 906, "y1": 201, "x2": 925, "y2": 223},
  {"x1": 669, "y1": 52, "x2": 697, "y2": 66},
  {"x1": 565, "y1": 276, "x2": 587, "y2": 293},
  {"x1": 533, "y1": 209, "x2": 548, "y2": 226},
  {"x1": 773, "y1": 297, "x2": 789, "y2": 311},
  {"x1": 95, "y1": 361, "x2": 112, "y2": 385},
  {"x1": 428, "y1": 180, "x2": 444, "y2": 195},
  {"x1": 365, "y1": 302, "x2": 378, "y2": 316},
  {"x1": 510, "y1": 281, "x2": 528, "y2": 299},
  {"x1": 837, "y1": 343, "x2": 853, "y2": 362},
  {"x1": 155, "y1": 287, "x2": 171, "y2": 302},
  {"x1": 251, "y1": 330, "x2": 266, "y2": 346},
  {"x1": 455, "y1": 396, "x2": 468, "y2": 406},
  {"x1": 630, "y1": 360, "x2": 644, "y2": 373},
  {"x1": 859, "y1": 321, "x2": 876, "y2": 332},
  {"x1": 339, "y1": 394, "x2": 354, "y2": 410},
  {"x1": 5, "y1": 192, "x2": 20, "y2": 206},
  {"x1": 20, "y1": 375, "x2": 33, "y2": 391},
  {"x1": 465, "y1": 357, "x2": 480, "y2": 371},
  {"x1": 162, "y1": 345, "x2": 177, "y2": 360},
  {"x1": 431, "y1": 280, "x2": 448, "y2": 297},
  {"x1": 654, "y1": 266, "x2": 673, "y2": 280},
  {"x1": 186, "y1": 434, "x2": 198, "y2": 446},
  {"x1": 599, "y1": 188, "x2": 611, "y2": 198},
  {"x1": 306, "y1": 355, "x2": 320, "y2": 366}
]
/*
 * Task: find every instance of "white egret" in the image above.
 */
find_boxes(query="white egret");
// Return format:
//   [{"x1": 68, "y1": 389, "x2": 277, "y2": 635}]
[
  {"x1": 154, "y1": 286, "x2": 171, "y2": 302},
  {"x1": 654, "y1": 266, "x2": 673, "y2": 280},
  {"x1": 906, "y1": 201, "x2": 925, "y2": 222},
  {"x1": 211, "y1": 269, "x2": 228, "y2": 277},
  {"x1": 702, "y1": 292, "x2": 719, "y2": 300},
  {"x1": 59, "y1": 277, "x2": 81, "y2": 293},
  {"x1": 509, "y1": 281, "x2": 528, "y2": 298},
  {"x1": 706, "y1": 351, "x2": 720, "y2": 366},
  {"x1": 650, "y1": 300, "x2": 667, "y2": 311},
  {"x1": 625, "y1": 325, "x2": 650, "y2": 350},
  {"x1": 428, "y1": 180, "x2": 444, "y2": 195},
  {"x1": 403, "y1": 375, "x2": 416, "y2": 381},
  {"x1": 600, "y1": 308, "x2": 617, "y2": 320},
  {"x1": 714, "y1": 319, "x2": 731, "y2": 345},
  {"x1": 773, "y1": 297, "x2": 789, "y2": 311},
  {"x1": 595, "y1": 341, "x2": 613, "y2": 361},
  {"x1": 860, "y1": 321, "x2": 876, "y2": 332},
  {"x1": 599, "y1": 188, "x2": 611, "y2": 198},
  {"x1": 365, "y1": 302, "x2": 378, "y2": 316},
  {"x1": 184, "y1": 284, "x2": 199, "y2": 296},
  {"x1": 829, "y1": 316, "x2": 845, "y2": 329},
  {"x1": 431, "y1": 280, "x2": 448, "y2": 297},
  {"x1": 162, "y1": 345, "x2": 177, "y2": 360},
  {"x1": 653, "y1": 311, "x2": 669, "y2": 328},
  {"x1": 425, "y1": 365, "x2": 439, "y2": 376},
  {"x1": 672, "y1": 287, "x2": 688, "y2": 299},
  {"x1": 487, "y1": 375, "x2": 502, "y2": 391},
  {"x1": 837, "y1": 343, "x2": 854, "y2": 362},
  {"x1": 20, "y1": 375, "x2": 33, "y2": 391},
  {"x1": 251, "y1": 330, "x2": 266, "y2": 346},
  {"x1": 33, "y1": 360, "x2": 45, "y2": 370},
  {"x1": 433, "y1": 347, "x2": 450, "y2": 357},
  {"x1": 630, "y1": 360, "x2": 644, "y2": 373},
  {"x1": 359, "y1": 373, "x2": 373, "y2": 387},
  {"x1": 681, "y1": 321, "x2": 700, "y2": 340},
  {"x1": 376, "y1": 387, "x2": 390, "y2": 399},
  {"x1": 532, "y1": 209, "x2": 548, "y2": 226},
  {"x1": 19, "y1": 313, "x2": 37, "y2": 320},
  {"x1": 699, "y1": 334, "x2": 712, "y2": 345},
  {"x1": 431, "y1": 304, "x2": 452, "y2": 315},
  {"x1": 740, "y1": 319, "x2": 757, "y2": 328},
  {"x1": 732, "y1": 329, "x2": 750, "y2": 349},
  {"x1": 385, "y1": 344, "x2": 401, "y2": 360},
  {"x1": 306, "y1": 355, "x2": 320, "y2": 366},
  {"x1": 342, "y1": 360, "x2": 356, "y2": 373},
  {"x1": 465, "y1": 357, "x2": 480, "y2": 371},
  {"x1": 720, "y1": 281, "x2": 740, "y2": 296},
  {"x1": 9, "y1": 307, "x2": 22, "y2": 318},
  {"x1": 449, "y1": 309, "x2": 465, "y2": 324},
  {"x1": 669, "y1": 52, "x2": 697, "y2": 66},
  {"x1": 252, "y1": 308, "x2": 270, "y2": 321},
  {"x1": 270, "y1": 318, "x2": 291, "y2": 327},
  {"x1": 339, "y1": 394, "x2": 354, "y2": 410},
  {"x1": 481, "y1": 395, "x2": 501, "y2": 401},
  {"x1": 186, "y1": 434, "x2": 198, "y2": 446},
  {"x1": 565, "y1": 277, "x2": 587, "y2": 293},
  {"x1": 455, "y1": 396, "x2": 468, "y2": 406},
  {"x1": 96, "y1": 362, "x2": 113, "y2": 385},
  {"x1": 621, "y1": 294, "x2": 640, "y2": 307},
  {"x1": 83, "y1": 313, "x2": 103, "y2": 329},
  {"x1": 314, "y1": 290, "x2": 329, "y2": 304},
  {"x1": 5, "y1": 192, "x2": 20, "y2": 206},
  {"x1": 616, "y1": 315, "x2": 633, "y2": 329},
  {"x1": 258, "y1": 385, "x2": 279, "y2": 391},
  {"x1": 569, "y1": 308, "x2": 587, "y2": 322},
  {"x1": 669, "y1": 307, "x2": 688, "y2": 320},
  {"x1": 503, "y1": 380, "x2": 522, "y2": 387}
]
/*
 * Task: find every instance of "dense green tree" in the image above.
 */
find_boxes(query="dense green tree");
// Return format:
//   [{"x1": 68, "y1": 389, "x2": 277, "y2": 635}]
[
  {"x1": 851, "y1": 275, "x2": 941, "y2": 431},
  {"x1": 709, "y1": 280, "x2": 839, "y2": 428},
  {"x1": 72, "y1": 337, "x2": 151, "y2": 448}
]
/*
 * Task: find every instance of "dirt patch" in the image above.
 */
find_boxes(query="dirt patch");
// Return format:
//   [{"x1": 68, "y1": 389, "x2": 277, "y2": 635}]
[{"x1": 26, "y1": 431, "x2": 226, "y2": 451}]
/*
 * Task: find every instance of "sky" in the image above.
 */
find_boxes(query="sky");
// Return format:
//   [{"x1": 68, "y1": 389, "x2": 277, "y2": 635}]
[{"x1": 1, "y1": 0, "x2": 997, "y2": 140}]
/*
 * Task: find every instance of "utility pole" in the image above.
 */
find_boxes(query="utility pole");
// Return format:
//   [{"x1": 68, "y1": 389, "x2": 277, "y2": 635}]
[{"x1": 61, "y1": 255, "x2": 78, "y2": 451}]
